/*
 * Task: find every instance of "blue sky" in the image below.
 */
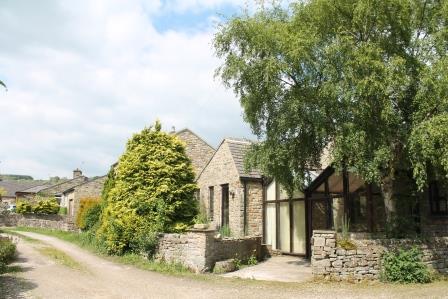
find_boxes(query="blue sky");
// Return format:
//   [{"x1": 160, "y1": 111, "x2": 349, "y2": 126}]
[{"x1": 0, "y1": 0, "x2": 257, "y2": 179}]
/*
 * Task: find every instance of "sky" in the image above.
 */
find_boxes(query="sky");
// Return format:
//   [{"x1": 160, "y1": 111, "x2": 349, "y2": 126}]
[{"x1": 0, "y1": 0, "x2": 257, "y2": 180}]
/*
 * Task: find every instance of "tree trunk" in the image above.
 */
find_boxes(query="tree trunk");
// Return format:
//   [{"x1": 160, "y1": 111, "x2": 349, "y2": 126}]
[{"x1": 381, "y1": 175, "x2": 397, "y2": 223}]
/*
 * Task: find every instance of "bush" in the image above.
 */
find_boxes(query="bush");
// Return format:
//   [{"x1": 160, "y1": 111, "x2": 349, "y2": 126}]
[
  {"x1": 32, "y1": 197, "x2": 59, "y2": 214},
  {"x1": 16, "y1": 201, "x2": 32, "y2": 214},
  {"x1": 0, "y1": 238, "x2": 16, "y2": 274},
  {"x1": 381, "y1": 247, "x2": 433, "y2": 283},
  {"x1": 58, "y1": 207, "x2": 67, "y2": 215},
  {"x1": 97, "y1": 121, "x2": 198, "y2": 255},
  {"x1": 76, "y1": 197, "x2": 101, "y2": 231}
]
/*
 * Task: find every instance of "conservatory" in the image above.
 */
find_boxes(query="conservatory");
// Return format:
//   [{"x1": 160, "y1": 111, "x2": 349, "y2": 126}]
[{"x1": 263, "y1": 166, "x2": 387, "y2": 257}]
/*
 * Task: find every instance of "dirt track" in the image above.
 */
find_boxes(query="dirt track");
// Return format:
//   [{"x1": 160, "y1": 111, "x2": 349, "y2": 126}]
[{"x1": 1, "y1": 231, "x2": 448, "y2": 299}]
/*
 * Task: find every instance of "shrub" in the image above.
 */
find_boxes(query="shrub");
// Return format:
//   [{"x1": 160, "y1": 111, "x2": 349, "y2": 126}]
[
  {"x1": 0, "y1": 238, "x2": 16, "y2": 274},
  {"x1": 32, "y1": 197, "x2": 59, "y2": 214},
  {"x1": 97, "y1": 121, "x2": 198, "y2": 255},
  {"x1": 381, "y1": 247, "x2": 433, "y2": 283},
  {"x1": 76, "y1": 197, "x2": 101, "y2": 230},
  {"x1": 58, "y1": 207, "x2": 68, "y2": 215},
  {"x1": 16, "y1": 201, "x2": 32, "y2": 214}
]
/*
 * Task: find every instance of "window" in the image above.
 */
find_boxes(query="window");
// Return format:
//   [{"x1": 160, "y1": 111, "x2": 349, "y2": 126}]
[
  {"x1": 429, "y1": 181, "x2": 448, "y2": 216},
  {"x1": 208, "y1": 186, "x2": 214, "y2": 220}
]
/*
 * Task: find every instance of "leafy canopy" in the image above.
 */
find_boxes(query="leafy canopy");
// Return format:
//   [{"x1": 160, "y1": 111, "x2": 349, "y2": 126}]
[
  {"x1": 98, "y1": 121, "x2": 198, "y2": 255},
  {"x1": 214, "y1": 0, "x2": 448, "y2": 192}
]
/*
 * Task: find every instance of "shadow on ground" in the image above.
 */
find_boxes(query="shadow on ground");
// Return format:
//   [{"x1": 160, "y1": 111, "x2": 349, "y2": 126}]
[{"x1": 0, "y1": 275, "x2": 37, "y2": 299}]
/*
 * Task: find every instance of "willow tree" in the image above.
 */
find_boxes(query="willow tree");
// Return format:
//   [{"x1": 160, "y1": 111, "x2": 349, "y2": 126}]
[{"x1": 214, "y1": 0, "x2": 448, "y2": 221}]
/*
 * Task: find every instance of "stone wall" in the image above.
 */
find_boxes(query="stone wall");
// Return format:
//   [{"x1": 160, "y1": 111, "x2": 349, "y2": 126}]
[
  {"x1": 312, "y1": 230, "x2": 448, "y2": 281},
  {"x1": 246, "y1": 181, "x2": 263, "y2": 236},
  {"x1": 156, "y1": 228, "x2": 262, "y2": 272},
  {"x1": 0, "y1": 214, "x2": 78, "y2": 232}
]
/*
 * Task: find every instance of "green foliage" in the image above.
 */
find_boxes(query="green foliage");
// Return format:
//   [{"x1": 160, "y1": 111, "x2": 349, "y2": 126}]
[
  {"x1": 16, "y1": 201, "x2": 32, "y2": 214},
  {"x1": 98, "y1": 121, "x2": 198, "y2": 255},
  {"x1": 381, "y1": 247, "x2": 433, "y2": 283},
  {"x1": 193, "y1": 202, "x2": 209, "y2": 225},
  {"x1": 219, "y1": 225, "x2": 231, "y2": 237},
  {"x1": 341, "y1": 214, "x2": 350, "y2": 240},
  {"x1": 214, "y1": 0, "x2": 448, "y2": 201},
  {"x1": 247, "y1": 251, "x2": 258, "y2": 266},
  {"x1": 0, "y1": 187, "x2": 7, "y2": 197},
  {"x1": 58, "y1": 207, "x2": 67, "y2": 215},
  {"x1": 0, "y1": 174, "x2": 33, "y2": 181},
  {"x1": 0, "y1": 238, "x2": 16, "y2": 274},
  {"x1": 32, "y1": 197, "x2": 59, "y2": 214},
  {"x1": 76, "y1": 197, "x2": 101, "y2": 230}
]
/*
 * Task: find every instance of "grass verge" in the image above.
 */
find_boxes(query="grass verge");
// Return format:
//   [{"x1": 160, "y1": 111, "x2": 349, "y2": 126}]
[
  {"x1": 35, "y1": 246, "x2": 82, "y2": 270},
  {"x1": 4, "y1": 227, "x2": 194, "y2": 277}
]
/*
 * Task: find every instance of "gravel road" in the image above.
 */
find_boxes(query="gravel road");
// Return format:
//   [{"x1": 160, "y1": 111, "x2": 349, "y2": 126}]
[{"x1": 1, "y1": 231, "x2": 448, "y2": 299}]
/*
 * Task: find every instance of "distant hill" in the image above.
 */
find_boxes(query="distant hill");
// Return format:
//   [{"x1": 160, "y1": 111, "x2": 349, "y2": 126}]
[{"x1": 0, "y1": 174, "x2": 34, "y2": 181}]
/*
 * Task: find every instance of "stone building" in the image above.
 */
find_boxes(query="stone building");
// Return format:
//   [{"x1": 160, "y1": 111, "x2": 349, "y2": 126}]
[
  {"x1": 173, "y1": 128, "x2": 215, "y2": 178},
  {"x1": 21, "y1": 169, "x2": 89, "y2": 202},
  {"x1": 196, "y1": 138, "x2": 263, "y2": 238},
  {"x1": 0, "y1": 180, "x2": 47, "y2": 206},
  {"x1": 61, "y1": 175, "x2": 107, "y2": 217}
]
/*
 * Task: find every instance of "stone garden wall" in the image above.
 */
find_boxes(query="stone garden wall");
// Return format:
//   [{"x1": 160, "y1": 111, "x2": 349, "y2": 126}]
[
  {"x1": 0, "y1": 214, "x2": 78, "y2": 232},
  {"x1": 156, "y1": 228, "x2": 262, "y2": 273},
  {"x1": 312, "y1": 230, "x2": 448, "y2": 281}
]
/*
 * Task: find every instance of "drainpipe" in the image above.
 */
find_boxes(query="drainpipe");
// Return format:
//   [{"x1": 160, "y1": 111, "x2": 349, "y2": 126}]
[{"x1": 243, "y1": 180, "x2": 247, "y2": 236}]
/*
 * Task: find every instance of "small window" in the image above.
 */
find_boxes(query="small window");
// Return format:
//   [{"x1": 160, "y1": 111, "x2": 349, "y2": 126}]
[
  {"x1": 429, "y1": 181, "x2": 448, "y2": 216},
  {"x1": 208, "y1": 186, "x2": 214, "y2": 220}
]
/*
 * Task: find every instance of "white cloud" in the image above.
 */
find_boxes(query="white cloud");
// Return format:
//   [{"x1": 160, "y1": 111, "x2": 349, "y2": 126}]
[{"x1": 0, "y1": 0, "x2": 253, "y2": 179}]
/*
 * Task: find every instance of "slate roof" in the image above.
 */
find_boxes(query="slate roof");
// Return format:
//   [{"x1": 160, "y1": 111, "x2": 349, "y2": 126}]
[
  {"x1": 62, "y1": 175, "x2": 107, "y2": 194},
  {"x1": 225, "y1": 138, "x2": 262, "y2": 179},
  {"x1": 0, "y1": 180, "x2": 48, "y2": 197},
  {"x1": 18, "y1": 184, "x2": 53, "y2": 194}
]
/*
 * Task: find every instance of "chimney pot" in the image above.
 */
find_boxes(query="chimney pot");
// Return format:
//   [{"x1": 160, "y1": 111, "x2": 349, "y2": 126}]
[{"x1": 73, "y1": 168, "x2": 82, "y2": 178}]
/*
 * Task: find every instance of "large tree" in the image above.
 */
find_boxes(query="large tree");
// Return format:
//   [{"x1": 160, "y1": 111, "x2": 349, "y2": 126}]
[{"x1": 214, "y1": 0, "x2": 448, "y2": 220}]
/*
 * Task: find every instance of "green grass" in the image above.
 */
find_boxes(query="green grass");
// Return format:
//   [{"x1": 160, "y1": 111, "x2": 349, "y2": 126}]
[
  {"x1": 6, "y1": 227, "x2": 193, "y2": 277},
  {"x1": 35, "y1": 246, "x2": 82, "y2": 270}
]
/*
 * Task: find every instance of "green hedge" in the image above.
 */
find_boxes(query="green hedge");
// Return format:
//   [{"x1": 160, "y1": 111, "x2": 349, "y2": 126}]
[
  {"x1": 0, "y1": 238, "x2": 16, "y2": 274},
  {"x1": 16, "y1": 197, "x2": 59, "y2": 215},
  {"x1": 76, "y1": 198, "x2": 101, "y2": 231}
]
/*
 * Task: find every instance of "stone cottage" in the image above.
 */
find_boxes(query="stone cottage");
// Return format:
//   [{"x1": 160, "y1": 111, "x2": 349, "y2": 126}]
[
  {"x1": 196, "y1": 138, "x2": 263, "y2": 238},
  {"x1": 0, "y1": 180, "x2": 47, "y2": 207},
  {"x1": 61, "y1": 175, "x2": 107, "y2": 217},
  {"x1": 173, "y1": 128, "x2": 216, "y2": 178}
]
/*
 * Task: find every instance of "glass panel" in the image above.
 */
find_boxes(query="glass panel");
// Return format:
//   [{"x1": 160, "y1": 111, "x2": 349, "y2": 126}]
[
  {"x1": 265, "y1": 203, "x2": 277, "y2": 250},
  {"x1": 279, "y1": 185, "x2": 304, "y2": 200},
  {"x1": 279, "y1": 202, "x2": 290, "y2": 252},
  {"x1": 266, "y1": 181, "x2": 276, "y2": 201},
  {"x1": 328, "y1": 173, "x2": 343, "y2": 194},
  {"x1": 332, "y1": 197, "x2": 344, "y2": 231},
  {"x1": 292, "y1": 201, "x2": 306, "y2": 254},
  {"x1": 312, "y1": 200, "x2": 327, "y2": 230}
]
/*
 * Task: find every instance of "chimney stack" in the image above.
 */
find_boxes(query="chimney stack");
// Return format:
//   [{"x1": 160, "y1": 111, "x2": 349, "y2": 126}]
[{"x1": 73, "y1": 168, "x2": 82, "y2": 178}]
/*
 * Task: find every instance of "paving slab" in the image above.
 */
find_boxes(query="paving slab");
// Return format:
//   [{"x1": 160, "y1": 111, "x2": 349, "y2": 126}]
[{"x1": 222, "y1": 255, "x2": 312, "y2": 283}]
